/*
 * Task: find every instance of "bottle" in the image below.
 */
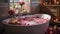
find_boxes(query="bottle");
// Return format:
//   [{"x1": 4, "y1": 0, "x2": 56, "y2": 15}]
[
  {"x1": 51, "y1": 0, "x2": 54, "y2": 5},
  {"x1": 56, "y1": 1, "x2": 59, "y2": 5},
  {"x1": 53, "y1": 25, "x2": 57, "y2": 34},
  {"x1": 54, "y1": 0, "x2": 57, "y2": 5}
]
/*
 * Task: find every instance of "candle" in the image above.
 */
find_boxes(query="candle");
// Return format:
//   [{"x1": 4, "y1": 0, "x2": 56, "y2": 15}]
[{"x1": 51, "y1": 0, "x2": 54, "y2": 4}]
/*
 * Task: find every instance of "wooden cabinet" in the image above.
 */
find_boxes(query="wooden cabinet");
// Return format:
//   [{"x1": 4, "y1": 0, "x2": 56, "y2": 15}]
[
  {"x1": 30, "y1": 0, "x2": 60, "y2": 21},
  {"x1": 45, "y1": 5, "x2": 60, "y2": 21}
]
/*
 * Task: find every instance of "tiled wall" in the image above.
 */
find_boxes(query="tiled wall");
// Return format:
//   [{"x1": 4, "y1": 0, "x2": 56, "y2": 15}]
[
  {"x1": 30, "y1": 0, "x2": 40, "y2": 14},
  {"x1": 0, "y1": 3, "x2": 9, "y2": 19}
]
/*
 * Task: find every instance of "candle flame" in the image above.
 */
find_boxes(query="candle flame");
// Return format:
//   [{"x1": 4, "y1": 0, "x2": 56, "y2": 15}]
[{"x1": 54, "y1": 18, "x2": 58, "y2": 22}]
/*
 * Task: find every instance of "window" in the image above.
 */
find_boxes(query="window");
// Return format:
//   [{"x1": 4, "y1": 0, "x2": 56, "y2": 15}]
[
  {"x1": 31, "y1": 0, "x2": 40, "y2": 3},
  {"x1": 9, "y1": 0, "x2": 41, "y2": 13},
  {"x1": 9, "y1": 0, "x2": 30, "y2": 13},
  {"x1": 9, "y1": 0, "x2": 20, "y2": 10}
]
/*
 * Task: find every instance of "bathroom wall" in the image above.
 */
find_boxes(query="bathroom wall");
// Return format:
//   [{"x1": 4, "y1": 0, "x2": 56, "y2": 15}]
[
  {"x1": 0, "y1": 0, "x2": 9, "y2": 30},
  {"x1": 30, "y1": 0, "x2": 40, "y2": 14},
  {"x1": 0, "y1": 3, "x2": 9, "y2": 19}
]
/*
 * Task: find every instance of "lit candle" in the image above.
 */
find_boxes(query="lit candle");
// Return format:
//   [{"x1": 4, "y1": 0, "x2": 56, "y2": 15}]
[
  {"x1": 54, "y1": 18, "x2": 58, "y2": 22},
  {"x1": 50, "y1": 31, "x2": 53, "y2": 34}
]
